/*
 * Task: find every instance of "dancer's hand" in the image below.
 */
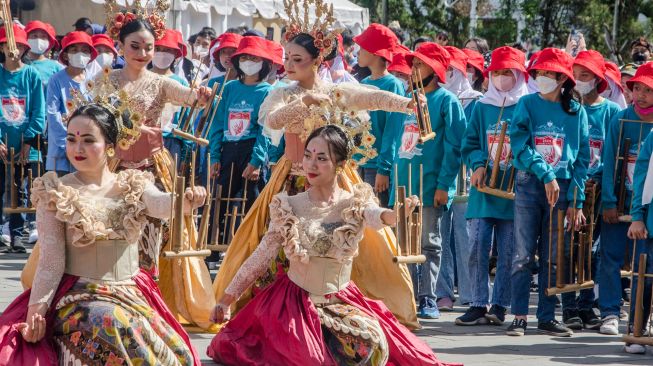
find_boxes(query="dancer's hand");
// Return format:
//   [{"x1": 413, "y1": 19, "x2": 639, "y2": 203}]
[
  {"x1": 544, "y1": 179, "x2": 560, "y2": 206},
  {"x1": 628, "y1": 221, "x2": 648, "y2": 240},
  {"x1": 603, "y1": 208, "x2": 619, "y2": 224},
  {"x1": 17, "y1": 304, "x2": 48, "y2": 343},
  {"x1": 184, "y1": 186, "x2": 207, "y2": 209},
  {"x1": 302, "y1": 93, "x2": 331, "y2": 107},
  {"x1": 211, "y1": 295, "x2": 235, "y2": 323},
  {"x1": 471, "y1": 167, "x2": 486, "y2": 189},
  {"x1": 405, "y1": 195, "x2": 420, "y2": 215},
  {"x1": 196, "y1": 86, "x2": 212, "y2": 107}
]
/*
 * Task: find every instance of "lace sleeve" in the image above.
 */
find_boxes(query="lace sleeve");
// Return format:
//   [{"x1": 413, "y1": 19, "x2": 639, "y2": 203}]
[
  {"x1": 142, "y1": 182, "x2": 172, "y2": 219},
  {"x1": 162, "y1": 76, "x2": 197, "y2": 107},
  {"x1": 224, "y1": 231, "x2": 283, "y2": 298},
  {"x1": 364, "y1": 204, "x2": 389, "y2": 230},
  {"x1": 260, "y1": 87, "x2": 310, "y2": 133},
  {"x1": 29, "y1": 205, "x2": 66, "y2": 306},
  {"x1": 335, "y1": 82, "x2": 412, "y2": 114}
]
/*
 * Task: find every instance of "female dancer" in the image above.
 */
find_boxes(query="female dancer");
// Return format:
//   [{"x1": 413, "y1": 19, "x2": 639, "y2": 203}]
[
  {"x1": 21, "y1": 8, "x2": 217, "y2": 330},
  {"x1": 208, "y1": 125, "x2": 459, "y2": 366},
  {"x1": 0, "y1": 102, "x2": 206, "y2": 365},
  {"x1": 212, "y1": 30, "x2": 421, "y2": 328}
]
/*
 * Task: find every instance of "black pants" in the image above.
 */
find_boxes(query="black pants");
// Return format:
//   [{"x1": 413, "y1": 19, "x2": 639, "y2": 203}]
[
  {"x1": 207, "y1": 139, "x2": 266, "y2": 261},
  {"x1": 0, "y1": 162, "x2": 40, "y2": 240}
]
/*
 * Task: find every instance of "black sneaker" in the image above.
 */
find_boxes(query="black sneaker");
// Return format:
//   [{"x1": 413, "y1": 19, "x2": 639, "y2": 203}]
[
  {"x1": 455, "y1": 306, "x2": 488, "y2": 326},
  {"x1": 506, "y1": 318, "x2": 527, "y2": 336},
  {"x1": 562, "y1": 309, "x2": 583, "y2": 330},
  {"x1": 537, "y1": 319, "x2": 573, "y2": 337},
  {"x1": 485, "y1": 304, "x2": 507, "y2": 325},
  {"x1": 579, "y1": 309, "x2": 601, "y2": 330}
]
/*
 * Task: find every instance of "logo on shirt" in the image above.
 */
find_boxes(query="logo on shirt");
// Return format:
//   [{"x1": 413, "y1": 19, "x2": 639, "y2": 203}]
[
  {"x1": 399, "y1": 116, "x2": 422, "y2": 159},
  {"x1": 588, "y1": 139, "x2": 603, "y2": 172},
  {"x1": 226, "y1": 100, "x2": 254, "y2": 140},
  {"x1": 535, "y1": 135, "x2": 564, "y2": 168},
  {"x1": 626, "y1": 150, "x2": 638, "y2": 189},
  {"x1": 487, "y1": 122, "x2": 512, "y2": 169},
  {"x1": 1, "y1": 96, "x2": 26, "y2": 124}
]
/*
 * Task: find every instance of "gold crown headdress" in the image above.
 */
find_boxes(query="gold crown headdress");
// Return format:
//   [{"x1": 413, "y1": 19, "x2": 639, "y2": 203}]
[
  {"x1": 302, "y1": 87, "x2": 377, "y2": 167},
  {"x1": 283, "y1": 0, "x2": 338, "y2": 61},
  {"x1": 104, "y1": 0, "x2": 169, "y2": 41},
  {"x1": 66, "y1": 67, "x2": 144, "y2": 150}
]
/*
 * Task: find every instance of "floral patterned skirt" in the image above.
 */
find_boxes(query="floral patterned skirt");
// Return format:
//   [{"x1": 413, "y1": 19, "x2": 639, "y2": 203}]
[{"x1": 53, "y1": 280, "x2": 194, "y2": 366}]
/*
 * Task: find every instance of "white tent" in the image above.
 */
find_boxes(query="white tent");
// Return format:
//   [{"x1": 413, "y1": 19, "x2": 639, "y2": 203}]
[{"x1": 21, "y1": 0, "x2": 368, "y2": 41}]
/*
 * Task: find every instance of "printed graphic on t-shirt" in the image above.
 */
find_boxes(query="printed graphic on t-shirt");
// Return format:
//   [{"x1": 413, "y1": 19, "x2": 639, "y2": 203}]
[
  {"x1": 588, "y1": 138, "x2": 603, "y2": 174},
  {"x1": 487, "y1": 122, "x2": 512, "y2": 169},
  {"x1": 626, "y1": 148, "x2": 638, "y2": 191},
  {"x1": 226, "y1": 100, "x2": 254, "y2": 140},
  {"x1": 1, "y1": 95, "x2": 26, "y2": 124},
  {"x1": 534, "y1": 122, "x2": 566, "y2": 170},
  {"x1": 398, "y1": 116, "x2": 422, "y2": 159}
]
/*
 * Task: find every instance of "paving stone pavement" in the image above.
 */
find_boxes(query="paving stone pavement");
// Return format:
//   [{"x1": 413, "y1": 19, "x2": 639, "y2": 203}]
[{"x1": 2, "y1": 247, "x2": 653, "y2": 365}]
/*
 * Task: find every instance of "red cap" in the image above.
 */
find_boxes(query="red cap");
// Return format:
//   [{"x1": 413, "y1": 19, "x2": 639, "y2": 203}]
[
  {"x1": 486, "y1": 46, "x2": 526, "y2": 75},
  {"x1": 406, "y1": 42, "x2": 450, "y2": 82},
  {"x1": 211, "y1": 32, "x2": 243, "y2": 59},
  {"x1": 604, "y1": 61, "x2": 624, "y2": 92},
  {"x1": 527, "y1": 47, "x2": 575, "y2": 86},
  {"x1": 444, "y1": 46, "x2": 468, "y2": 74},
  {"x1": 154, "y1": 29, "x2": 182, "y2": 58},
  {"x1": 59, "y1": 31, "x2": 97, "y2": 64},
  {"x1": 91, "y1": 34, "x2": 117, "y2": 56},
  {"x1": 232, "y1": 36, "x2": 272, "y2": 62},
  {"x1": 462, "y1": 48, "x2": 484, "y2": 74},
  {"x1": 627, "y1": 62, "x2": 653, "y2": 91},
  {"x1": 168, "y1": 29, "x2": 187, "y2": 57},
  {"x1": 573, "y1": 50, "x2": 608, "y2": 93},
  {"x1": 25, "y1": 20, "x2": 58, "y2": 49},
  {"x1": 266, "y1": 39, "x2": 283, "y2": 66},
  {"x1": 388, "y1": 50, "x2": 412, "y2": 75},
  {"x1": 0, "y1": 24, "x2": 30, "y2": 49},
  {"x1": 353, "y1": 23, "x2": 398, "y2": 62}
]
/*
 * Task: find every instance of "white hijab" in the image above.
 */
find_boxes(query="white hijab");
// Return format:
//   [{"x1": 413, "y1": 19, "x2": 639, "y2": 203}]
[
  {"x1": 600, "y1": 78, "x2": 628, "y2": 109},
  {"x1": 479, "y1": 70, "x2": 529, "y2": 107},
  {"x1": 440, "y1": 69, "x2": 482, "y2": 108}
]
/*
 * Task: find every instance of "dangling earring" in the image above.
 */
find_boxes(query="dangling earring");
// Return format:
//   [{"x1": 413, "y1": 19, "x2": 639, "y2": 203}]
[
  {"x1": 336, "y1": 166, "x2": 343, "y2": 175},
  {"x1": 106, "y1": 147, "x2": 115, "y2": 158},
  {"x1": 312, "y1": 63, "x2": 319, "y2": 73}
]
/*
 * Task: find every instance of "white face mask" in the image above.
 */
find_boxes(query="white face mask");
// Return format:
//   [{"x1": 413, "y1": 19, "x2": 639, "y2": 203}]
[
  {"x1": 536, "y1": 75, "x2": 560, "y2": 95},
  {"x1": 69, "y1": 52, "x2": 91, "y2": 69},
  {"x1": 574, "y1": 79, "x2": 596, "y2": 96},
  {"x1": 27, "y1": 38, "x2": 49, "y2": 55},
  {"x1": 240, "y1": 60, "x2": 263, "y2": 76},
  {"x1": 467, "y1": 72, "x2": 476, "y2": 84},
  {"x1": 95, "y1": 53, "x2": 114, "y2": 68},
  {"x1": 492, "y1": 74, "x2": 516, "y2": 92},
  {"x1": 195, "y1": 46, "x2": 209, "y2": 58},
  {"x1": 400, "y1": 78, "x2": 409, "y2": 91},
  {"x1": 152, "y1": 52, "x2": 176, "y2": 70}
]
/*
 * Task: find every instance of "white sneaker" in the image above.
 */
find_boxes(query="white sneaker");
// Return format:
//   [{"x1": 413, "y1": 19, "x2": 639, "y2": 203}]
[
  {"x1": 1, "y1": 223, "x2": 9, "y2": 245},
  {"x1": 28, "y1": 228, "x2": 38, "y2": 244},
  {"x1": 600, "y1": 315, "x2": 620, "y2": 335},
  {"x1": 624, "y1": 343, "x2": 646, "y2": 354}
]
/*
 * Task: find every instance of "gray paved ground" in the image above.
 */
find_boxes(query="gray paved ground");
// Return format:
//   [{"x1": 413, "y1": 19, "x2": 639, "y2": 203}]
[{"x1": 2, "y1": 247, "x2": 653, "y2": 365}]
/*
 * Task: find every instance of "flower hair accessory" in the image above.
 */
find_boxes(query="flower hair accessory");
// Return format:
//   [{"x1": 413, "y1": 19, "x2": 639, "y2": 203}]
[
  {"x1": 66, "y1": 67, "x2": 143, "y2": 150},
  {"x1": 303, "y1": 88, "x2": 377, "y2": 167},
  {"x1": 283, "y1": 0, "x2": 338, "y2": 62},
  {"x1": 104, "y1": 0, "x2": 169, "y2": 41}
]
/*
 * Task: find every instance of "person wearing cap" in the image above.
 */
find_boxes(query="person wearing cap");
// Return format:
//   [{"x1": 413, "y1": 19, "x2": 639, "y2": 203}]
[
  {"x1": 441, "y1": 46, "x2": 483, "y2": 119},
  {"x1": 619, "y1": 62, "x2": 638, "y2": 106},
  {"x1": 625, "y1": 82, "x2": 653, "y2": 353},
  {"x1": 84, "y1": 34, "x2": 118, "y2": 80},
  {"x1": 208, "y1": 36, "x2": 273, "y2": 244},
  {"x1": 556, "y1": 50, "x2": 620, "y2": 330},
  {"x1": 72, "y1": 17, "x2": 93, "y2": 36},
  {"x1": 458, "y1": 46, "x2": 529, "y2": 327},
  {"x1": 508, "y1": 47, "x2": 590, "y2": 337},
  {"x1": 599, "y1": 62, "x2": 653, "y2": 340},
  {"x1": 150, "y1": 29, "x2": 191, "y2": 167},
  {"x1": 24, "y1": 21, "x2": 63, "y2": 89},
  {"x1": 0, "y1": 24, "x2": 46, "y2": 254},
  {"x1": 394, "y1": 42, "x2": 466, "y2": 319},
  {"x1": 206, "y1": 32, "x2": 242, "y2": 91},
  {"x1": 354, "y1": 23, "x2": 406, "y2": 208},
  {"x1": 45, "y1": 31, "x2": 97, "y2": 177},
  {"x1": 462, "y1": 48, "x2": 485, "y2": 93},
  {"x1": 388, "y1": 48, "x2": 411, "y2": 90},
  {"x1": 598, "y1": 61, "x2": 627, "y2": 109}
]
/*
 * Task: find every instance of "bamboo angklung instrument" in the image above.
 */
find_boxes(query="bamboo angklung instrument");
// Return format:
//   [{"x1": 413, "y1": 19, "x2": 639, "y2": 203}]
[
  {"x1": 0, "y1": 0, "x2": 19, "y2": 60},
  {"x1": 622, "y1": 249, "x2": 653, "y2": 346},
  {"x1": 193, "y1": 82, "x2": 220, "y2": 139},
  {"x1": 392, "y1": 163, "x2": 426, "y2": 264},
  {"x1": 196, "y1": 153, "x2": 213, "y2": 250},
  {"x1": 201, "y1": 68, "x2": 233, "y2": 141},
  {"x1": 409, "y1": 68, "x2": 435, "y2": 144}
]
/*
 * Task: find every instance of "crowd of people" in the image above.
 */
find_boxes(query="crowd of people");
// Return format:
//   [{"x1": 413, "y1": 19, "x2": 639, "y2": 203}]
[{"x1": 0, "y1": 0, "x2": 651, "y2": 364}]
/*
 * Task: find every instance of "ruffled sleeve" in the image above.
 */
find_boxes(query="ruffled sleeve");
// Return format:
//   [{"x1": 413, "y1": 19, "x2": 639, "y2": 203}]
[
  {"x1": 117, "y1": 170, "x2": 155, "y2": 243},
  {"x1": 334, "y1": 82, "x2": 412, "y2": 114},
  {"x1": 161, "y1": 75, "x2": 197, "y2": 107},
  {"x1": 260, "y1": 86, "x2": 311, "y2": 134}
]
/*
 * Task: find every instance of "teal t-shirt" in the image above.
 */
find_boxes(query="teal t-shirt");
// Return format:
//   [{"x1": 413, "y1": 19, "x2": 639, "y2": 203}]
[
  {"x1": 510, "y1": 93, "x2": 590, "y2": 207},
  {"x1": 0, "y1": 64, "x2": 45, "y2": 162},
  {"x1": 28, "y1": 58, "x2": 63, "y2": 89},
  {"x1": 462, "y1": 102, "x2": 517, "y2": 220},
  {"x1": 208, "y1": 80, "x2": 271, "y2": 168},
  {"x1": 360, "y1": 74, "x2": 407, "y2": 176},
  {"x1": 390, "y1": 87, "x2": 466, "y2": 207},
  {"x1": 584, "y1": 98, "x2": 621, "y2": 178},
  {"x1": 630, "y1": 128, "x2": 653, "y2": 234}
]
